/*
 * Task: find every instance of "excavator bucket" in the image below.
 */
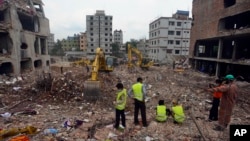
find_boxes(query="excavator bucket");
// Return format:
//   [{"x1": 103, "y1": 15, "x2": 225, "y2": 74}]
[{"x1": 84, "y1": 80, "x2": 100, "y2": 100}]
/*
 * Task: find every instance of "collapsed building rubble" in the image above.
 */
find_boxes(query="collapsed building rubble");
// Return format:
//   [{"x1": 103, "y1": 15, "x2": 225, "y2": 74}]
[{"x1": 0, "y1": 63, "x2": 249, "y2": 140}]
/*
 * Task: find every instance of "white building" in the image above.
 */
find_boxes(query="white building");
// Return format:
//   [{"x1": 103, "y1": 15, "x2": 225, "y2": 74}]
[
  {"x1": 113, "y1": 29, "x2": 123, "y2": 45},
  {"x1": 86, "y1": 10, "x2": 113, "y2": 59},
  {"x1": 148, "y1": 10, "x2": 192, "y2": 62}
]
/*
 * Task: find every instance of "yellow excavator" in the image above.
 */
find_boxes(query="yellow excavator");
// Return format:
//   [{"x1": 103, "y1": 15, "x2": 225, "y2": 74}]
[
  {"x1": 127, "y1": 44, "x2": 154, "y2": 70},
  {"x1": 84, "y1": 47, "x2": 114, "y2": 99}
]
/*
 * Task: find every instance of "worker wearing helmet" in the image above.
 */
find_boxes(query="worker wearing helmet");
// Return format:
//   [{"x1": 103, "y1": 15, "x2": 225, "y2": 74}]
[
  {"x1": 128, "y1": 77, "x2": 148, "y2": 127},
  {"x1": 207, "y1": 74, "x2": 238, "y2": 131},
  {"x1": 171, "y1": 99, "x2": 185, "y2": 124},
  {"x1": 114, "y1": 83, "x2": 127, "y2": 129}
]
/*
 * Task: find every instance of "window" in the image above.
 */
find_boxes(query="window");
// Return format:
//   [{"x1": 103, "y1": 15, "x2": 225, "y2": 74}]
[
  {"x1": 91, "y1": 49, "x2": 94, "y2": 52},
  {"x1": 91, "y1": 38, "x2": 93, "y2": 41},
  {"x1": 158, "y1": 31, "x2": 160, "y2": 35},
  {"x1": 175, "y1": 50, "x2": 180, "y2": 54},
  {"x1": 105, "y1": 39, "x2": 108, "y2": 41},
  {"x1": 168, "y1": 31, "x2": 174, "y2": 35},
  {"x1": 90, "y1": 33, "x2": 93, "y2": 36},
  {"x1": 105, "y1": 28, "x2": 108, "y2": 31},
  {"x1": 177, "y1": 22, "x2": 182, "y2": 26},
  {"x1": 176, "y1": 31, "x2": 181, "y2": 36},
  {"x1": 105, "y1": 22, "x2": 108, "y2": 25},
  {"x1": 168, "y1": 40, "x2": 174, "y2": 44},
  {"x1": 224, "y1": 0, "x2": 236, "y2": 8},
  {"x1": 169, "y1": 21, "x2": 175, "y2": 26},
  {"x1": 91, "y1": 44, "x2": 93, "y2": 47},
  {"x1": 105, "y1": 33, "x2": 108, "y2": 36},
  {"x1": 90, "y1": 16, "x2": 93, "y2": 20},
  {"x1": 176, "y1": 40, "x2": 180, "y2": 45}
]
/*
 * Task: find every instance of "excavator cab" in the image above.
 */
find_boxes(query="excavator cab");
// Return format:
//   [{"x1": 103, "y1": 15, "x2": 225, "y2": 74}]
[{"x1": 105, "y1": 56, "x2": 115, "y2": 71}]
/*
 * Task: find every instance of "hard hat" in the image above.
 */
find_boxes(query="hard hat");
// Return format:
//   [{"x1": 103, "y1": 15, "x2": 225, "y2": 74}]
[{"x1": 225, "y1": 74, "x2": 234, "y2": 80}]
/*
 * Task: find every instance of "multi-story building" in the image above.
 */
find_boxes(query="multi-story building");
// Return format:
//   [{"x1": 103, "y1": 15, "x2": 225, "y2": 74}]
[
  {"x1": 80, "y1": 32, "x2": 87, "y2": 52},
  {"x1": 61, "y1": 34, "x2": 80, "y2": 51},
  {"x1": 148, "y1": 10, "x2": 192, "y2": 62},
  {"x1": 47, "y1": 33, "x2": 55, "y2": 54},
  {"x1": 86, "y1": 10, "x2": 113, "y2": 59},
  {"x1": 113, "y1": 29, "x2": 123, "y2": 45},
  {"x1": 190, "y1": 0, "x2": 250, "y2": 81},
  {"x1": 137, "y1": 39, "x2": 150, "y2": 57},
  {"x1": 0, "y1": 0, "x2": 50, "y2": 75}
]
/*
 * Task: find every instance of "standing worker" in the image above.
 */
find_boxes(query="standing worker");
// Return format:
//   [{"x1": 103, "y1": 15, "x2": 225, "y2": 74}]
[
  {"x1": 207, "y1": 74, "x2": 238, "y2": 131},
  {"x1": 171, "y1": 99, "x2": 185, "y2": 124},
  {"x1": 114, "y1": 83, "x2": 127, "y2": 129},
  {"x1": 208, "y1": 79, "x2": 223, "y2": 121},
  {"x1": 128, "y1": 77, "x2": 148, "y2": 127}
]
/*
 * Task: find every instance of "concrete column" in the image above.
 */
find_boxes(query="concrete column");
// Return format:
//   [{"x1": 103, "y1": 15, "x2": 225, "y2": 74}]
[
  {"x1": 217, "y1": 39, "x2": 223, "y2": 59},
  {"x1": 215, "y1": 39, "x2": 223, "y2": 77},
  {"x1": 232, "y1": 41, "x2": 237, "y2": 61},
  {"x1": 215, "y1": 62, "x2": 220, "y2": 77},
  {"x1": 38, "y1": 38, "x2": 41, "y2": 55}
]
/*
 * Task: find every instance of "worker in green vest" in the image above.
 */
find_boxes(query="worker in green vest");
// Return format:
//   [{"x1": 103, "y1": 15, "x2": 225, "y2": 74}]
[
  {"x1": 114, "y1": 83, "x2": 127, "y2": 129},
  {"x1": 171, "y1": 99, "x2": 185, "y2": 124},
  {"x1": 128, "y1": 77, "x2": 148, "y2": 127},
  {"x1": 155, "y1": 100, "x2": 169, "y2": 122}
]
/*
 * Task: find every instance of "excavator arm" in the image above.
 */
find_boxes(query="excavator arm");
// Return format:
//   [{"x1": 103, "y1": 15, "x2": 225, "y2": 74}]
[
  {"x1": 127, "y1": 44, "x2": 153, "y2": 70},
  {"x1": 84, "y1": 47, "x2": 114, "y2": 100}
]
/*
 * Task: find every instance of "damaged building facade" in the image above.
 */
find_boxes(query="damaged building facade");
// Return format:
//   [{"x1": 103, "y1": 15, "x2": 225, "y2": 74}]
[
  {"x1": 190, "y1": 0, "x2": 250, "y2": 81},
  {"x1": 0, "y1": 0, "x2": 50, "y2": 75}
]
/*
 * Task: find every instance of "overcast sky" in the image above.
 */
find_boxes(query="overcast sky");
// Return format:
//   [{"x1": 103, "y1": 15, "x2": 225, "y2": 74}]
[{"x1": 42, "y1": 0, "x2": 192, "y2": 42}]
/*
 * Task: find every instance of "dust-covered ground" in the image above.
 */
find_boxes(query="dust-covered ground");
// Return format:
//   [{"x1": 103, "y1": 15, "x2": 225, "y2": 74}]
[{"x1": 0, "y1": 63, "x2": 249, "y2": 141}]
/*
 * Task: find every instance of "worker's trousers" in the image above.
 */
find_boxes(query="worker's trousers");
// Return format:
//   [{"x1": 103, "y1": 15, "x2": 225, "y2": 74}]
[
  {"x1": 114, "y1": 109, "x2": 125, "y2": 128},
  {"x1": 209, "y1": 98, "x2": 220, "y2": 120},
  {"x1": 134, "y1": 99, "x2": 147, "y2": 126}
]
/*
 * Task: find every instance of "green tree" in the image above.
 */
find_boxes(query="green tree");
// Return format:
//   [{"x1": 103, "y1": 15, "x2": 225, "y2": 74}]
[
  {"x1": 111, "y1": 42, "x2": 120, "y2": 57},
  {"x1": 50, "y1": 40, "x2": 64, "y2": 56}
]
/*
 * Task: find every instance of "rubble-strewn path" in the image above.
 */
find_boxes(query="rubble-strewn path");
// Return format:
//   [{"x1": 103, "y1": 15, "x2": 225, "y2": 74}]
[{"x1": 1, "y1": 63, "x2": 249, "y2": 141}]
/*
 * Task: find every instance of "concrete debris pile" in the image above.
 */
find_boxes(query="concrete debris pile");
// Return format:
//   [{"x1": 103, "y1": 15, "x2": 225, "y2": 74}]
[{"x1": 0, "y1": 64, "x2": 249, "y2": 141}]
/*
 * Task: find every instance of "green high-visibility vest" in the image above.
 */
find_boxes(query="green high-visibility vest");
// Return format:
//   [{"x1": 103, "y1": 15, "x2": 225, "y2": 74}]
[
  {"x1": 115, "y1": 89, "x2": 127, "y2": 110},
  {"x1": 172, "y1": 105, "x2": 185, "y2": 123},
  {"x1": 132, "y1": 83, "x2": 143, "y2": 101},
  {"x1": 156, "y1": 105, "x2": 167, "y2": 122}
]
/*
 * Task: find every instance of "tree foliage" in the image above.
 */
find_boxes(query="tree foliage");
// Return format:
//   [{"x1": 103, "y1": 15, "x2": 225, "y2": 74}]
[{"x1": 49, "y1": 40, "x2": 64, "y2": 56}]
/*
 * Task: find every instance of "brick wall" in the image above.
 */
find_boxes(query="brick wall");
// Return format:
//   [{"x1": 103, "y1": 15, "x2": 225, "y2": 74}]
[{"x1": 190, "y1": 0, "x2": 250, "y2": 56}]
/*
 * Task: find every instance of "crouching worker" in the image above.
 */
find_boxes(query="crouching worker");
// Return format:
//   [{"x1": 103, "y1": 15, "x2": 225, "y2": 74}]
[
  {"x1": 171, "y1": 99, "x2": 185, "y2": 124},
  {"x1": 114, "y1": 83, "x2": 127, "y2": 129},
  {"x1": 156, "y1": 100, "x2": 170, "y2": 122}
]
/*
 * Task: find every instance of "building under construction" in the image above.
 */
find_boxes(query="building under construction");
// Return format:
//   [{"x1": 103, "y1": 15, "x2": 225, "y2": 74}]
[
  {"x1": 0, "y1": 0, "x2": 50, "y2": 75},
  {"x1": 190, "y1": 0, "x2": 250, "y2": 81}
]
